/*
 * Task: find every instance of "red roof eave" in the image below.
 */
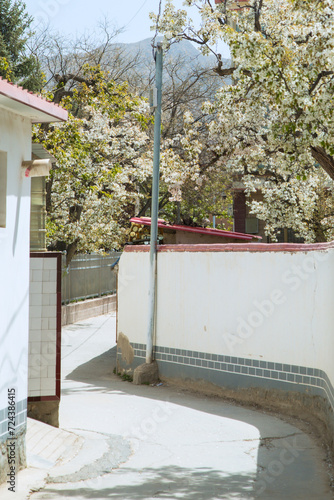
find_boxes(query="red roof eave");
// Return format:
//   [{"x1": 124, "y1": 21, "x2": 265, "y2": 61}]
[
  {"x1": 130, "y1": 217, "x2": 261, "y2": 241},
  {"x1": 0, "y1": 77, "x2": 68, "y2": 123}
]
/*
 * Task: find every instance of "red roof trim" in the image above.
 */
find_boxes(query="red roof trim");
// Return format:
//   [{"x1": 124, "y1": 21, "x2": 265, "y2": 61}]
[
  {"x1": 124, "y1": 242, "x2": 334, "y2": 253},
  {"x1": 130, "y1": 217, "x2": 261, "y2": 241},
  {"x1": 0, "y1": 77, "x2": 68, "y2": 122}
]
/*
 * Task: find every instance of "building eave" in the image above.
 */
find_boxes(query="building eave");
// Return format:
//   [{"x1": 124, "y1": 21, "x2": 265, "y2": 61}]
[
  {"x1": 130, "y1": 217, "x2": 262, "y2": 241},
  {"x1": 0, "y1": 78, "x2": 68, "y2": 123}
]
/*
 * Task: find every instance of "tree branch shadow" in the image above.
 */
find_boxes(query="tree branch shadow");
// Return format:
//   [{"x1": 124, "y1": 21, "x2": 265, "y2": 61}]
[{"x1": 40, "y1": 465, "x2": 255, "y2": 499}]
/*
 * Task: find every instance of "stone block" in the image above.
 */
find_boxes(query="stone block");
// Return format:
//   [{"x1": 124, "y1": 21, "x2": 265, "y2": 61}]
[{"x1": 133, "y1": 361, "x2": 159, "y2": 385}]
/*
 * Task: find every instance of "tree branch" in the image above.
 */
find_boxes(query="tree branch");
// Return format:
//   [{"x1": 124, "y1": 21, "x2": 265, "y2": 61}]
[
  {"x1": 310, "y1": 146, "x2": 334, "y2": 181},
  {"x1": 309, "y1": 71, "x2": 334, "y2": 95},
  {"x1": 214, "y1": 66, "x2": 252, "y2": 77},
  {"x1": 254, "y1": 0, "x2": 263, "y2": 32}
]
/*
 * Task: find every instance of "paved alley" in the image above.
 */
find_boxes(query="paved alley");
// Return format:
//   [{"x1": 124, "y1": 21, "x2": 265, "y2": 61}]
[{"x1": 8, "y1": 313, "x2": 334, "y2": 499}]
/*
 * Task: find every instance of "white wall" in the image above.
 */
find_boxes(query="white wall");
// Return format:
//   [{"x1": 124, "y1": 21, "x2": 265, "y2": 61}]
[
  {"x1": 118, "y1": 245, "x2": 334, "y2": 401},
  {"x1": 0, "y1": 109, "x2": 31, "y2": 422}
]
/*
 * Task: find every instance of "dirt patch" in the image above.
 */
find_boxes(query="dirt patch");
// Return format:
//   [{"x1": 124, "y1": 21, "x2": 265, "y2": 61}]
[{"x1": 28, "y1": 401, "x2": 59, "y2": 428}]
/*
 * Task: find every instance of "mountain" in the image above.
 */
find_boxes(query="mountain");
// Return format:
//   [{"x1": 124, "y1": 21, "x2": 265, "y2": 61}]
[{"x1": 111, "y1": 37, "x2": 230, "y2": 72}]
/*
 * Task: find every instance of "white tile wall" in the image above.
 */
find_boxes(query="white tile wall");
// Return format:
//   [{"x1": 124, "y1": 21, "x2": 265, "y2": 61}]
[
  {"x1": 28, "y1": 366, "x2": 41, "y2": 379},
  {"x1": 32, "y1": 270, "x2": 43, "y2": 282},
  {"x1": 42, "y1": 306, "x2": 56, "y2": 319},
  {"x1": 30, "y1": 281, "x2": 43, "y2": 294},
  {"x1": 30, "y1": 294, "x2": 43, "y2": 306},
  {"x1": 48, "y1": 318, "x2": 57, "y2": 330},
  {"x1": 29, "y1": 391, "x2": 41, "y2": 397},
  {"x1": 30, "y1": 259, "x2": 43, "y2": 270},
  {"x1": 42, "y1": 294, "x2": 50, "y2": 306},
  {"x1": 42, "y1": 281, "x2": 56, "y2": 294},
  {"x1": 29, "y1": 329, "x2": 42, "y2": 343},
  {"x1": 47, "y1": 365, "x2": 55, "y2": 378},
  {"x1": 49, "y1": 270, "x2": 57, "y2": 282},
  {"x1": 29, "y1": 378, "x2": 41, "y2": 391},
  {"x1": 41, "y1": 378, "x2": 56, "y2": 391},
  {"x1": 29, "y1": 342, "x2": 41, "y2": 354},
  {"x1": 49, "y1": 294, "x2": 57, "y2": 307},
  {"x1": 44, "y1": 258, "x2": 57, "y2": 270},
  {"x1": 30, "y1": 305, "x2": 42, "y2": 318},
  {"x1": 28, "y1": 256, "x2": 59, "y2": 398}
]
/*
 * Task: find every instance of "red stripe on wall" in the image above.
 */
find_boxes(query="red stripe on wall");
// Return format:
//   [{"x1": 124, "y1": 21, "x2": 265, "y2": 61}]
[{"x1": 124, "y1": 242, "x2": 334, "y2": 253}]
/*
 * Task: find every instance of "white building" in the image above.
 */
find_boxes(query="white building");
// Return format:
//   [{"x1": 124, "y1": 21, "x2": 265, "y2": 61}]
[{"x1": 0, "y1": 78, "x2": 67, "y2": 484}]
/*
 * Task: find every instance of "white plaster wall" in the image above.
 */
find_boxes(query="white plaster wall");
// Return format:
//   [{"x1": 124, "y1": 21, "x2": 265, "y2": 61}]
[
  {"x1": 118, "y1": 247, "x2": 334, "y2": 390},
  {"x1": 117, "y1": 251, "x2": 150, "y2": 344},
  {"x1": 0, "y1": 109, "x2": 32, "y2": 413}
]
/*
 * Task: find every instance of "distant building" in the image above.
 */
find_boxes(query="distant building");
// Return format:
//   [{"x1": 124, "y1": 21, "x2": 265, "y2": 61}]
[
  {"x1": 233, "y1": 186, "x2": 304, "y2": 243},
  {"x1": 128, "y1": 217, "x2": 261, "y2": 245}
]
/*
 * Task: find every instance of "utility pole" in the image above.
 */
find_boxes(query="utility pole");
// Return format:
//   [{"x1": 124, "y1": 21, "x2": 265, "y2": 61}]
[{"x1": 146, "y1": 42, "x2": 163, "y2": 364}]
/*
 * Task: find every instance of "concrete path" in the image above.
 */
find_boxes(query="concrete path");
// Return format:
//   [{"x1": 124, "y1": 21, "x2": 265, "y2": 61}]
[{"x1": 8, "y1": 313, "x2": 333, "y2": 499}]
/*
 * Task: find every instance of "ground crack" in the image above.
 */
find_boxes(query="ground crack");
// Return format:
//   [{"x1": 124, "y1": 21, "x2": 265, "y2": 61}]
[{"x1": 260, "y1": 432, "x2": 302, "y2": 449}]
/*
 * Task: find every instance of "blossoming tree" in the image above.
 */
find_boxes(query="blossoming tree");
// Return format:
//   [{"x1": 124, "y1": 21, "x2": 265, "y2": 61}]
[
  {"x1": 34, "y1": 66, "x2": 205, "y2": 263},
  {"x1": 33, "y1": 24, "x2": 233, "y2": 231},
  {"x1": 153, "y1": 0, "x2": 334, "y2": 241}
]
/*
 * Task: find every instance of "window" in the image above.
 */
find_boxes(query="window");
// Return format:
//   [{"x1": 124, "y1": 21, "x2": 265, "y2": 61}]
[
  {"x1": 0, "y1": 151, "x2": 7, "y2": 227},
  {"x1": 245, "y1": 217, "x2": 259, "y2": 234}
]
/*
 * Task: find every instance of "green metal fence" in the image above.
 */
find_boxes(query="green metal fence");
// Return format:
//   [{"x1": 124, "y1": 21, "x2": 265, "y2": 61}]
[{"x1": 62, "y1": 252, "x2": 121, "y2": 304}]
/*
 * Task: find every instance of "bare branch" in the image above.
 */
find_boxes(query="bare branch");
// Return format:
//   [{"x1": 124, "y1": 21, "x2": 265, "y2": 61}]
[
  {"x1": 309, "y1": 71, "x2": 334, "y2": 95},
  {"x1": 310, "y1": 146, "x2": 334, "y2": 181}
]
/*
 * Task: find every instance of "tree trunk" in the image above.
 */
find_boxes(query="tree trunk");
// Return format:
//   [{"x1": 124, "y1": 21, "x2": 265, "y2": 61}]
[
  {"x1": 137, "y1": 198, "x2": 151, "y2": 217},
  {"x1": 66, "y1": 240, "x2": 79, "y2": 267},
  {"x1": 311, "y1": 208, "x2": 327, "y2": 242},
  {"x1": 310, "y1": 146, "x2": 334, "y2": 181},
  {"x1": 313, "y1": 225, "x2": 327, "y2": 242}
]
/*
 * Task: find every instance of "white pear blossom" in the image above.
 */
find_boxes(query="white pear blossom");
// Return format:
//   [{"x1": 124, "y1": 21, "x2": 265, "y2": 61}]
[
  {"x1": 154, "y1": 0, "x2": 334, "y2": 241},
  {"x1": 34, "y1": 69, "x2": 203, "y2": 259}
]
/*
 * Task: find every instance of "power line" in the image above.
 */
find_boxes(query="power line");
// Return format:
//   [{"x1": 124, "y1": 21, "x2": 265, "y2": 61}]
[{"x1": 123, "y1": 0, "x2": 150, "y2": 29}]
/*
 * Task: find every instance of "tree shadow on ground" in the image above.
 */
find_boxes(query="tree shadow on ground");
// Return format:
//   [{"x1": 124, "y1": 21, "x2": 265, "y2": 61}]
[{"x1": 40, "y1": 465, "x2": 255, "y2": 499}]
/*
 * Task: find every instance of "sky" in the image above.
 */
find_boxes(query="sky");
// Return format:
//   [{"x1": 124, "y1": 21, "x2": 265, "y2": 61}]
[{"x1": 23, "y1": 0, "x2": 230, "y2": 57}]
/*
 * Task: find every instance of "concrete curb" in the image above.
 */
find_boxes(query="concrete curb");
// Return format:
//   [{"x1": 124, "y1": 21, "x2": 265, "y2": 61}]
[
  {"x1": 62, "y1": 295, "x2": 116, "y2": 326},
  {"x1": 0, "y1": 417, "x2": 131, "y2": 499},
  {"x1": 0, "y1": 418, "x2": 84, "y2": 500}
]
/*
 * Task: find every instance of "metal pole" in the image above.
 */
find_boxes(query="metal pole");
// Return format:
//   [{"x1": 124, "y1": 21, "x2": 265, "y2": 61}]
[{"x1": 146, "y1": 43, "x2": 163, "y2": 364}]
